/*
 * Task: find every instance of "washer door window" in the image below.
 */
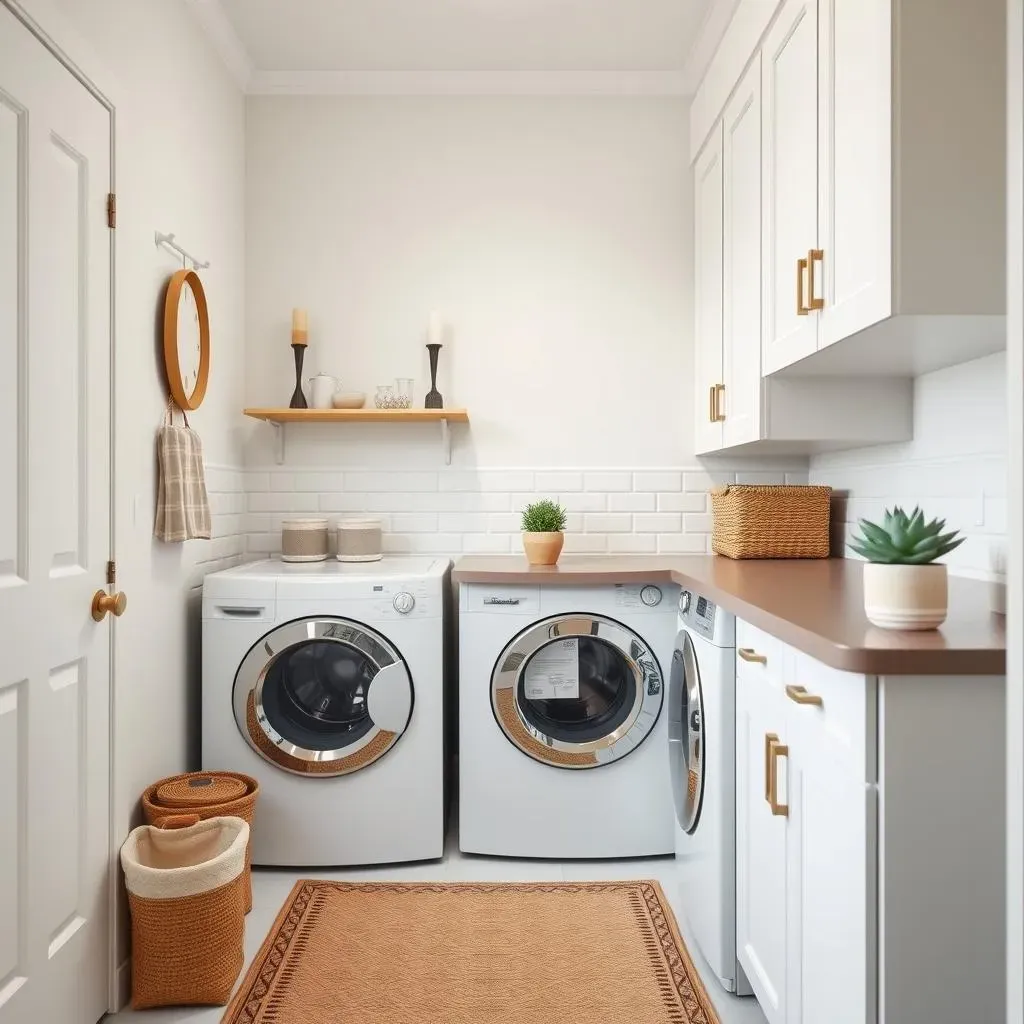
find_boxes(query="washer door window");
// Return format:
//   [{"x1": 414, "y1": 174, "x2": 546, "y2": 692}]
[
  {"x1": 668, "y1": 630, "x2": 704, "y2": 833},
  {"x1": 233, "y1": 618, "x2": 413, "y2": 776},
  {"x1": 491, "y1": 614, "x2": 664, "y2": 770}
]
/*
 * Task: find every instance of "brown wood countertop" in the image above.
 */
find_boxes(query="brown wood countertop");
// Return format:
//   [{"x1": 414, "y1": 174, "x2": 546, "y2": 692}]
[{"x1": 452, "y1": 555, "x2": 1006, "y2": 676}]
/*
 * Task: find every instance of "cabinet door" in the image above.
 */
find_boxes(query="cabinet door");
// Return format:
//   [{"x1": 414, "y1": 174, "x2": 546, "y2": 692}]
[
  {"x1": 693, "y1": 125, "x2": 725, "y2": 456},
  {"x1": 817, "y1": 0, "x2": 892, "y2": 349},
  {"x1": 761, "y1": 0, "x2": 819, "y2": 374},
  {"x1": 785, "y1": 654, "x2": 874, "y2": 1024},
  {"x1": 721, "y1": 56, "x2": 762, "y2": 449},
  {"x1": 736, "y1": 667, "x2": 788, "y2": 1024}
]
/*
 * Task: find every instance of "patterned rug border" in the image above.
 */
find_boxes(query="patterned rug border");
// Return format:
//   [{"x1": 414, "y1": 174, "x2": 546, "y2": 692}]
[{"x1": 222, "y1": 879, "x2": 720, "y2": 1024}]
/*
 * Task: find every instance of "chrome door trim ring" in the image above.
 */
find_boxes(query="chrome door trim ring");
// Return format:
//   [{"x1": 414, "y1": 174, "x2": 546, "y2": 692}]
[
  {"x1": 490, "y1": 612, "x2": 664, "y2": 768},
  {"x1": 680, "y1": 629, "x2": 705, "y2": 834},
  {"x1": 232, "y1": 616, "x2": 411, "y2": 775}
]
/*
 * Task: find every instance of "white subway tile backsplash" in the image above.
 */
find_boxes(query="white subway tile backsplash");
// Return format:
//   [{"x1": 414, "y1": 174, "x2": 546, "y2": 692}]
[
  {"x1": 560, "y1": 492, "x2": 608, "y2": 512},
  {"x1": 463, "y1": 533, "x2": 514, "y2": 554},
  {"x1": 293, "y1": 471, "x2": 345, "y2": 492},
  {"x1": 657, "y1": 534, "x2": 708, "y2": 554},
  {"x1": 634, "y1": 470, "x2": 682, "y2": 492},
  {"x1": 438, "y1": 512, "x2": 490, "y2": 534},
  {"x1": 346, "y1": 471, "x2": 438, "y2": 493},
  {"x1": 248, "y1": 492, "x2": 321, "y2": 513},
  {"x1": 268, "y1": 473, "x2": 296, "y2": 491},
  {"x1": 683, "y1": 470, "x2": 733, "y2": 492},
  {"x1": 736, "y1": 471, "x2": 788, "y2": 485},
  {"x1": 634, "y1": 512, "x2": 683, "y2": 533},
  {"x1": 390, "y1": 513, "x2": 439, "y2": 533},
  {"x1": 535, "y1": 471, "x2": 584, "y2": 492},
  {"x1": 584, "y1": 471, "x2": 632, "y2": 492},
  {"x1": 607, "y1": 534, "x2": 658, "y2": 553},
  {"x1": 563, "y1": 533, "x2": 609, "y2": 553},
  {"x1": 320, "y1": 493, "x2": 371, "y2": 513},
  {"x1": 657, "y1": 492, "x2": 707, "y2": 513},
  {"x1": 584, "y1": 513, "x2": 633, "y2": 534},
  {"x1": 488, "y1": 512, "x2": 523, "y2": 533},
  {"x1": 608, "y1": 493, "x2": 657, "y2": 512},
  {"x1": 683, "y1": 513, "x2": 714, "y2": 533}
]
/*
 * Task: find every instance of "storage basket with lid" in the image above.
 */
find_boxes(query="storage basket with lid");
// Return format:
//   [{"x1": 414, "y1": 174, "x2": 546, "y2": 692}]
[
  {"x1": 336, "y1": 517, "x2": 383, "y2": 562},
  {"x1": 120, "y1": 814, "x2": 248, "y2": 1009},
  {"x1": 710, "y1": 484, "x2": 832, "y2": 559},
  {"x1": 281, "y1": 517, "x2": 329, "y2": 562}
]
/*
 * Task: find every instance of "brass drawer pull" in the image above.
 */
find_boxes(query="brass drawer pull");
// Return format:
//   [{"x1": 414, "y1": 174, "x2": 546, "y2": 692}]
[
  {"x1": 807, "y1": 249, "x2": 824, "y2": 311},
  {"x1": 713, "y1": 383, "x2": 726, "y2": 422},
  {"x1": 797, "y1": 256, "x2": 809, "y2": 315},
  {"x1": 738, "y1": 647, "x2": 767, "y2": 665},
  {"x1": 766, "y1": 733, "x2": 789, "y2": 818},
  {"x1": 709, "y1": 385, "x2": 716, "y2": 423},
  {"x1": 786, "y1": 684, "x2": 824, "y2": 708}
]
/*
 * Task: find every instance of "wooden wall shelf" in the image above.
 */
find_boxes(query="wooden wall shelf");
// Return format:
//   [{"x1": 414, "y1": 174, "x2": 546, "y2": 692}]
[{"x1": 243, "y1": 407, "x2": 470, "y2": 463}]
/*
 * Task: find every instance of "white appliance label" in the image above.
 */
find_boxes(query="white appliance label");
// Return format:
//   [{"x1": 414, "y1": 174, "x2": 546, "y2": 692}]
[
  {"x1": 523, "y1": 639, "x2": 580, "y2": 700},
  {"x1": 615, "y1": 585, "x2": 642, "y2": 609}
]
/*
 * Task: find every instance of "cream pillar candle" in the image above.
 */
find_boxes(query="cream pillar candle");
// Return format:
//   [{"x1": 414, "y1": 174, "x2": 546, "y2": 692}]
[
  {"x1": 428, "y1": 310, "x2": 443, "y2": 347},
  {"x1": 291, "y1": 308, "x2": 308, "y2": 346}
]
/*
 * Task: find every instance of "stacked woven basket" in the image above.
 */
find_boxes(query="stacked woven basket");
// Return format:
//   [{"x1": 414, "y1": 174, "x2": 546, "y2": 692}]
[{"x1": 710, "y1": 484, "x2": 832, "y2": 559}]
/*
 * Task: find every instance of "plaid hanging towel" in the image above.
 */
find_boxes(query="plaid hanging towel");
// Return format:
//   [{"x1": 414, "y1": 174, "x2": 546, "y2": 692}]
[{"x1": 155, "y1": 399, "x2": 211, "y2": 542}]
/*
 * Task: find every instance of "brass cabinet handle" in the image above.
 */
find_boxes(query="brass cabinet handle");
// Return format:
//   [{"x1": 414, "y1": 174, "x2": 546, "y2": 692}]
[
  {"x1": 713, "y1": 383, "x2": 726, "y2": 422},
  {"x1": 766, "y1": 734, "x2": 789, "y2": 817},
  {"x1": 797, "y1": 256, "x2": 809, "y2": 315},
  {"x1": 92, "y1": 590, "x2": 127, "y2": 622},
  {"x1": 786, "y1": 684, "x2": 824, "y2": 708},
  {"x1": 807, "y1": 248, "x2": 824, "y2": 311},
  {"x1": 738, "y1": 647, "x2": 767, "y2": 665},
  {"x1": 708, "y1": 385, "x2": 717, "y2": 423}
]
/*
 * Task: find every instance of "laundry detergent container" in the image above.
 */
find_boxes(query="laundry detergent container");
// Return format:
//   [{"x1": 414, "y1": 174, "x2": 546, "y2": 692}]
[
  {"x1": 120, "y1": 815, "x2": 249, "y2": 1009},
  {"x1": 141, "y1": 771, "x2": 258, "y2": 911}
]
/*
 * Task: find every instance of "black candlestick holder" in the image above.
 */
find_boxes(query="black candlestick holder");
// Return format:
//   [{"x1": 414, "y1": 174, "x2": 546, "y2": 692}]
[
  {"x1": 424, "y1": 343, "x2": 443, "y2": 409},
  {"x1": 289, "y1": 343, "x2": 308, "y2": 409}
]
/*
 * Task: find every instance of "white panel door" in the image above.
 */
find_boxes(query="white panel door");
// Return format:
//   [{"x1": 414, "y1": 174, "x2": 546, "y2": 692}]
[
  {"x1": 0, "y1": 8, "x2": 112, "y2": 1024},
  {"x1": 785, "y1": 658, "x2": 873, "y2": 1024},
  {"x1": 761, "y1": 0, "x2": 820, "y2": 374},
  {"x1": 721, "y1": 56, "x2": 762, "y2": 449},
  {"x1": 693, "y1": 125, "x2": 725, "y2": 456},
  {"x1": 817, "y1": 0, "x2": 892, "y2": 349},
  {"x1": 735, "y1": 667, "x2": 788, "y2": 1024}
]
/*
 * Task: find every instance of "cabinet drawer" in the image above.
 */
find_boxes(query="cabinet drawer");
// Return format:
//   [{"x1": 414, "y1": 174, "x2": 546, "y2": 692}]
[
  {"x1": 787, "y1": 650, "x2": 873, "y2": 776},
  {"x1": 735, "y1": 619, "x2": 782, "y2": 685}
]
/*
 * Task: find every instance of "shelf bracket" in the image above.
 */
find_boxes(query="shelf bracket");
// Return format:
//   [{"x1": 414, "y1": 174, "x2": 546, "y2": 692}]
[
  {"x1": 440, "y1": 418, "x2": 451, "y2": 465},
  {"x1": 268, "y1": 421, "x2": 285, "y2": 464}
]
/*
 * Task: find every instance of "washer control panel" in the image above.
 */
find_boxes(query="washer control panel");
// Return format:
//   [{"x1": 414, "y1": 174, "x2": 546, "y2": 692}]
[
  {"x1": 679, "y1": 590, "x2": 716, "y2": 641},
  {"x1": 393, "y1": 592, "x2": 416, "y2": 614}
]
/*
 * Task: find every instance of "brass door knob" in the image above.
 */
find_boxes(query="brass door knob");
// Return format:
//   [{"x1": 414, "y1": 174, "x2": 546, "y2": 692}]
[{"x1": 92, "y1": 590, "x2": 127, "y2": 622}]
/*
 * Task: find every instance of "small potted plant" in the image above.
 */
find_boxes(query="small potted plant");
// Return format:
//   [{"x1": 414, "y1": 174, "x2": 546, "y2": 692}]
[
  {"x1": 520, "y1": 499, "x2": 568, "y2": 566},
  {"x1": 850, "y1": 506, "x2": 964, "y2": 630}
]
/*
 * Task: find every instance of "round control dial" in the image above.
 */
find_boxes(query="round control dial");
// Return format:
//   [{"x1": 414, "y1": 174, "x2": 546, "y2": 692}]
[
  {"x1": 679, "y1": 591, "x2": 692, "y2": 614},
  {"x1": 393, "y1": 592, "x2": 416, "y2": 614},
  {"x1": 640, "y1": 586, "x2": 662, "y2": 607}
]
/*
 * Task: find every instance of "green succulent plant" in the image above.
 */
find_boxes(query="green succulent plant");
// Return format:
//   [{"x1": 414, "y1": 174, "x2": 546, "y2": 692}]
[
  {"x1": 849, "y1": 506, "x2": 964, "y2": 565},
  {"x1": 521, "y1": 499, "x2": 568, "y2": 533}
]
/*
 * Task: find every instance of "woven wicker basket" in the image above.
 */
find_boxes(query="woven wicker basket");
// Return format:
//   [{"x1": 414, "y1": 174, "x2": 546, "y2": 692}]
[
  {"x1": 142, "y1": 772, "x2": 258, "y2": 912},
  {"x1": 710, "y1": 484, "x2": 832, "y2": 559},
  {"x1": 121, "y1": 815, "x2": 248, "y2": 1009}
]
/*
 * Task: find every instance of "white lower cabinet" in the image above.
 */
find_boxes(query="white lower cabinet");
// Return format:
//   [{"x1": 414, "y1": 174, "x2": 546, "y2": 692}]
[{"x1": 736, "y1": 633, "x2": 875, "y2": 1024}]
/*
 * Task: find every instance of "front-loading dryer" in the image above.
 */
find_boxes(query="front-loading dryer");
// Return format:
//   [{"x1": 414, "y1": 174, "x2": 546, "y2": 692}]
[
  {"x1": 202, "y1": 557, "x2": 449, "y2": 866},
  {"x1": 459, "y1": 581, "x2": 678, "y2": 859},
  {"x1": 669, "y1": 588, "x2": 751, "y2": 995}
]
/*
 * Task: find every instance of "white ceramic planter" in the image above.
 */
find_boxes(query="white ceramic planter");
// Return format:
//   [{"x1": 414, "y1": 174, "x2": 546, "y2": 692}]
[{"x1": 862, "y1": 562, "x2": 948, "y2": 630}]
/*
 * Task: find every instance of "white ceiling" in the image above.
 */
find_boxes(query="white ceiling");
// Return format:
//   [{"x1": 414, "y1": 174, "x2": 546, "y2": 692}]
[{"x1": 216, "y1": 0, "x2": 713, "y2": 74}]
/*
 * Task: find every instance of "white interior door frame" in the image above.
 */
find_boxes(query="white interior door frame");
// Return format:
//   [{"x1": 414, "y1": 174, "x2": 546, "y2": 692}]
[
  {"x1": 0, "y1": 0, "x2": 120, "y2": 1012},
  {"x1": 1008, "y1": 3, "x2": 1024, "y2": 1022}
]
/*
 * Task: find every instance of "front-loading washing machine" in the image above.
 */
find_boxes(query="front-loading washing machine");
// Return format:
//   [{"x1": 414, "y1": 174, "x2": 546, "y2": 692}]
[
  {"x1": 202, "y1": 556, "x2": 449, "y2": 866},
  {"x1": 459, "y1": 581, "x2": 678, "y2": 859},
  {"x1": 669, "y1": 587, "x2": 751, "y2": 995}
]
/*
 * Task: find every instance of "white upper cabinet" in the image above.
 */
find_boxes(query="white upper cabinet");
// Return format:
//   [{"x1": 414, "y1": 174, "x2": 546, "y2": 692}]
[
  {"x1": 721, "y1": 57, "x2": 763, "y2": 448},
  {"x1": 693, "y1": 125, "x2": 725, "y2": 456},
  {"x1": 761, "y1": 0, "x2": 819, "y2": 374}
]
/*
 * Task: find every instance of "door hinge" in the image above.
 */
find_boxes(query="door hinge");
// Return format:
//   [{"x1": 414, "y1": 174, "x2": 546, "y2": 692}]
[
  {"x1": 106, "y1": 192, "x2": 116, "y2": 229},
  {"x1": 106, "y1": 560, "x2": 116, "y2": 587}
]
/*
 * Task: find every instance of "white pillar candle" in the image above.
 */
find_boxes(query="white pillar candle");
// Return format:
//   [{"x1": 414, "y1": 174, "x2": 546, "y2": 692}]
[
  {"x1": 428, "y1": 310, "x2": 443, "y2": 346},
  {"x1": 291, "y1": 307, "x2": 308, "y2": 346}
]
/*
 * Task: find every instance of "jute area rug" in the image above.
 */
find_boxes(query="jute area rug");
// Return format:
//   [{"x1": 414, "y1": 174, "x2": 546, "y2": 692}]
[{"x1": 223, "y1": 880, "x2": 721, "y2": 1024}]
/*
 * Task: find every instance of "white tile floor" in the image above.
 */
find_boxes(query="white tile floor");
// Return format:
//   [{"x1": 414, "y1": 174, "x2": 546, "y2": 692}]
[{"x1": 106, "y1": 821, "x2": 766, "y2": 1024}]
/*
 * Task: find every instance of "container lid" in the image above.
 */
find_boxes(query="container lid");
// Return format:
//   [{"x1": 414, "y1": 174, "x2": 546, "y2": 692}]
[
  {"x1": 336, "y1": 517, "x2": 382, "y2": 530},
  {"x1": 283, "y1": 518, "x2": 328, "y2": 531},
  {"x1": 154, "y1": 774, "x2": 248, "y2": 808}
]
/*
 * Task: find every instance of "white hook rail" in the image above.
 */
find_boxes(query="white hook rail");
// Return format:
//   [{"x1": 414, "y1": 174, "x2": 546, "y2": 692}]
[{"x1": 155, "y1": 231, "x2": 210, "y2": 270}]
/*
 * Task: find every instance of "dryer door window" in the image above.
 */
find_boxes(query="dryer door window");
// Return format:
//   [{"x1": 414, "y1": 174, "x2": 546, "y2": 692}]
[
  {"x1": 490, "y1": 613, "x2": 664, "y2": 770},
  {"x1": 232, "y1": 617, "x2": 413, "y2": 777},
  {"x1": 669, "y1": 630, "x2": 705, "y2": 834}
]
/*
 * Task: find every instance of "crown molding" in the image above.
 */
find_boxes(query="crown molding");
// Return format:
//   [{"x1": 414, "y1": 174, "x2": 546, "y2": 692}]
[
  {"x1": 183, "y1": 0, "x2": 253, "y2": 90},
  {"x1": 681, "y1": 0, "x2": 743, "y2": 94},
  {"x1": 246, "y1": 68, "x2": 689, "y2": 97}
]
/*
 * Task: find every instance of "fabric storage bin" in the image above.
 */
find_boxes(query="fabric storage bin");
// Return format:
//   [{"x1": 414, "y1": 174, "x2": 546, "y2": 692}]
[
  {"x1": 710, "y1": 484, "x2": 832, "y2": 559},
  {"x1": 336, "y1": 517, "x2": 383, "y2": 562},
  {"x1": 120, "y1": 815, "x2": 248, "y2": 1009},
  {"x1": 281, "y1": 517, "x2": 329, "y2": 562},
  {"x1": 141, "y1": 771, "x2": 258, "y2": 912}
]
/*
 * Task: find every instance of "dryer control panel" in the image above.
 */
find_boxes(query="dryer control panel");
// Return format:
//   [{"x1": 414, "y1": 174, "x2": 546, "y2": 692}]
[{"x1": 679, "y1": 590, "x2": 717, "y2": 641}]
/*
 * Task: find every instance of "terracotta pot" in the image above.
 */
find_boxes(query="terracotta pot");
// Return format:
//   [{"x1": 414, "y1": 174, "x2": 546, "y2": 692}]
[
  {"x1": 862, "y1": 562, "x2": 948, "y2": 630},
  {"x1": 522, "y1": 531, "x2": 564, "y2": 566}
]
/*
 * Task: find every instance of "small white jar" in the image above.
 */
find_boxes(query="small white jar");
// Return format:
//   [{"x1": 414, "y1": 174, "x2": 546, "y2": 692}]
[
  {"x1": 335, "y1": 518, "x2": 383, "y2": 562},
  {"x1": 281, "y1": 518, "x2": 329, "y2": 562}
]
